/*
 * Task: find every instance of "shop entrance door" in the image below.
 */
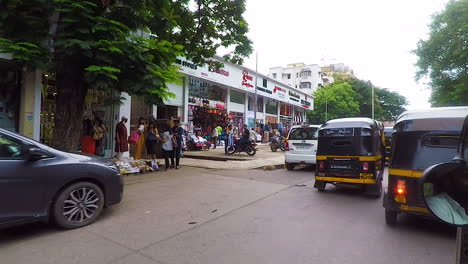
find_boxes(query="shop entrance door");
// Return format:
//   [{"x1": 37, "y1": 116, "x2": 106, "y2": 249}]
[{"x1": 0, "y1": 70, "x2": 20, "y2": 132}]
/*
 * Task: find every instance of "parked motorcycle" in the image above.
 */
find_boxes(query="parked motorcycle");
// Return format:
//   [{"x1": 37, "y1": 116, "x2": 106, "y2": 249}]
[
  {"x1": 227, "y1": 138, "x2": 257, "y2": 156},
  {"x1": 269, "y1": 136, "x2": 285, "y2": 152}
]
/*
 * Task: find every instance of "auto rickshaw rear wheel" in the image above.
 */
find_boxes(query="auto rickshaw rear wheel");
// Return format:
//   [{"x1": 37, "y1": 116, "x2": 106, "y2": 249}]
[
  {"x1": 365, "y1": 178, "x2": 382, "y2": 198},
  {"x1": 385, "y1": 209, "x2": 398, "y2": 225},
  {"x1": 314, "y1": 180, "x2": 327, "y2": 191}
]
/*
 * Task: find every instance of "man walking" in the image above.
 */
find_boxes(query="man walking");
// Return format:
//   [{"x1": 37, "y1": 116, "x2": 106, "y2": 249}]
[{"x1": 172, "y1": 120, "x2": 184, "y2": 169}]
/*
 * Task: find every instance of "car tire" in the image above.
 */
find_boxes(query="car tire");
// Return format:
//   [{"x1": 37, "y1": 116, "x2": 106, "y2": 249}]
[
  {"x1": 285, "y1": 162, "x2": 295, "y2": 171},
  {"x1": 385, "y1": 209, "x2": 398, "y2": 225},
  {"x1": 53, "y1": 182, "x2": 105, "y2": 229}
]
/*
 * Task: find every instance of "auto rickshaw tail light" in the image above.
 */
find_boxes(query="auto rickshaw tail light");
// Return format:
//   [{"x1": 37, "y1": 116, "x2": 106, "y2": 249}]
[
  {"x1": 285, "y1": 141, "x2": 289, "y2": 151},
  {"x1": 362, "y1": 162, "x2": 369, "y2": 171},
  {"x1": 319, "y1": 161, "x2": 325, "y2": 170},
  {"x1": 396, "y1": 179, "x2": 406, "y2": 190}
]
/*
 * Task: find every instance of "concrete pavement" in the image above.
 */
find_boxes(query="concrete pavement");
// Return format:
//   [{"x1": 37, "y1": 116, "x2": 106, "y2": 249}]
[
  {"x1": 0, "y1": 167, "x2": 455, "y2": 264},
  {"x1": 159, "y1": 144, "x2": 286, "y2": 170}
]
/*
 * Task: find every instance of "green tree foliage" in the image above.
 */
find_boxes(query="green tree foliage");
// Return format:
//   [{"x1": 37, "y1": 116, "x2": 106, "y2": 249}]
[
  {"x1": 0, "y1": 0, "x2": 252, "y2": 150},
  {"x1": 414, "y1": 0, "x2": 468, "y2": 106},
  {"x1": 307, "y1": 79, "x2": 408, "y2": 124},
  {"x1": 307, "y1": 82, "x2": 360, "y2": 124}
]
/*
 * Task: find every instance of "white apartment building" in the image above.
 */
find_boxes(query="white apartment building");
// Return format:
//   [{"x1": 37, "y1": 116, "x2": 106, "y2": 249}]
[{"x1": 268, "y1": 63, "x2": 323, "y2": 95}]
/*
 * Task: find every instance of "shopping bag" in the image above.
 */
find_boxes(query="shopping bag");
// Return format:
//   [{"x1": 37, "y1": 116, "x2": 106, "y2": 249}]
[
  {"x1": 128, "y1": 131, "x2": 140, "y2": 144},
  {"x1": 151, "y1": 160, "x2": 159, "y2": 171}
]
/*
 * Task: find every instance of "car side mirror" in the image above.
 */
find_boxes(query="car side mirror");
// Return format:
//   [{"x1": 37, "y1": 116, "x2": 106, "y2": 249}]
[
  {"x1": 419, "y1": 115, "x2": 468, "y2": 226},
  {"x1": 25, "y1": 146, "x2": 48, "y2": 161}
]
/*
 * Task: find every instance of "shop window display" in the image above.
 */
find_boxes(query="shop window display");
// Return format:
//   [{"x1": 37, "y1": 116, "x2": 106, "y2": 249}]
[{"x1": 0, "y1": 71, "x2": 20, "y2": 132}]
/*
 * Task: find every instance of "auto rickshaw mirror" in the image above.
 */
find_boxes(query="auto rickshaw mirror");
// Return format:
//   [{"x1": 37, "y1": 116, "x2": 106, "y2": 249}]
[{"x1": 419, "y1": 115, "x2": 468, "y2": 226}]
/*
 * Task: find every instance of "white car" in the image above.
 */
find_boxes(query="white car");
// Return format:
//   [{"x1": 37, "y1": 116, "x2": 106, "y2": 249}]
[{"x1": 285, "y1": 125, "x2": 321, "y2": 170}]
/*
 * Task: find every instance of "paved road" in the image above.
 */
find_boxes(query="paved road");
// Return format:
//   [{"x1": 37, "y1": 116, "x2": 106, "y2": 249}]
[{"x1": 0, "y1": 166, "x2": 456, "y2": 264}]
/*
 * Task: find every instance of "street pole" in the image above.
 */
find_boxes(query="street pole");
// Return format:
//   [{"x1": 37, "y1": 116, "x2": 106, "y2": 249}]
[
  {"x1": 456, "y1": 227, "x2": 468, "y2": 264},
  {"x1": 254, "y1": 51, "x2": 258, "y2": 128},
  {"x1": 371, "y1": 83, "x2": 375, "y2": 119},
  {"x1": 325, "y1": 97, "x2": 328, "y2": 122}
]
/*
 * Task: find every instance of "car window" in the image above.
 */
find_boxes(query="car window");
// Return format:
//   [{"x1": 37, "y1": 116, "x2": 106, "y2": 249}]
[
  {"x1": 289, "y1": 127, "x2": 318, "y2": 140},
  {"x1": 0, "y1": 133, "x2": 26, "y2": 160}
]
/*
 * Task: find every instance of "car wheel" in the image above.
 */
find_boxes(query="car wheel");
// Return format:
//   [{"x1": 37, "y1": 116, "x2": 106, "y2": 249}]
[
  {"x1": 53, "y1": 182, "x2": 105, "y2": 229},
  {"x1": 285, "y1": 162, "x2": 295, "y2": 171},
  {"x1": 385, "y1": 209, "x2": 398, "y2": 225}
]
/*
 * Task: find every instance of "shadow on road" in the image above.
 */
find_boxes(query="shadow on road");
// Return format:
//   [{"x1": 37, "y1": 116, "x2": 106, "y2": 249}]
[{"x1": 0, "y1": 222, "x2": 63, "y2": 244}]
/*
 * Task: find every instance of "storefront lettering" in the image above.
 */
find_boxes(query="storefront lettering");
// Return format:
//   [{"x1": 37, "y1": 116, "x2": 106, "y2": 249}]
[
  {"x1": 301, "y1": 99, "x2": 311, "y2": 106},
  {"x1": 242, "y1": 70, "x2": 254, "y2": 88},
  {"x1": 257, "y1": 87, "x2": 272, "y2": 94},
  {"x1": 175, "y1": 58, "x2": 198, "y2": 70},
  {"x1": 289, "y1": 97, "x2": 299, "y2": 102},
  {"x1": 289, "y1": 91, "x2": 300, "y2": 99},
  {"x1": 208, "y1": 61, "x2": 230, "y2": 76},
  {"x1": 273, "y1": 86, "x2": 286, "y2": 98}
]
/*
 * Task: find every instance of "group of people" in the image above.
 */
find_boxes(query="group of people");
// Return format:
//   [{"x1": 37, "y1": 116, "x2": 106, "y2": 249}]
[
  {"x1": 81, "y1": 117, "x2": 107, "y2": 156},
  {"x1": 114, "y1": 117, "x2": 184, "y2": 171}
]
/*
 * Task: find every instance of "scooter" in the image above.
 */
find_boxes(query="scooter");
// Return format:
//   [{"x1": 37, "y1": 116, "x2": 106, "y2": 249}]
[
  {"x1": 227, "y1": 138, "x2": 258, "y2": 156},
  {"x1": 269, "y1": 135, "x2": 285, "y2": 152}
]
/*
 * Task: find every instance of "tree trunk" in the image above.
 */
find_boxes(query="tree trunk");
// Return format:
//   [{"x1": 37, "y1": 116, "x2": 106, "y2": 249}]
[{"x1": 52, "y1": 60, "x2": 88, "y2": 151}]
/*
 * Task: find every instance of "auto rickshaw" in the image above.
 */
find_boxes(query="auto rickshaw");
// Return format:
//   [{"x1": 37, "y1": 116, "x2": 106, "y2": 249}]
[
  {"x1": 384, "y1": 127, "x2": 394, "y2": 163},
  {"x1": 383, "y1": 106, "x2": 468, "y2": 225},
  {"x1": 314, "y1": 118, "x2": 385, "y2": 197}
]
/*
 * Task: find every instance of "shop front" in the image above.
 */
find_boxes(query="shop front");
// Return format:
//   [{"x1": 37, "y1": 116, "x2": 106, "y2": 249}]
[
  {"x1": 279, "y1": 103, "x2": 293, "y2": 135},
  {"x1": 0, "y1": 67, "x2": 20, "y2": 132},
  {"x1": 188, "y1": 76, "x2": 228, "y2": 131}
]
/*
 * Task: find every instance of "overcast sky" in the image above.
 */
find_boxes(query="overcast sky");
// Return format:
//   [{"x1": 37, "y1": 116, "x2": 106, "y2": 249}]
[{"x1": 238, "y1": 0, "x2": 449, "y2": 110}]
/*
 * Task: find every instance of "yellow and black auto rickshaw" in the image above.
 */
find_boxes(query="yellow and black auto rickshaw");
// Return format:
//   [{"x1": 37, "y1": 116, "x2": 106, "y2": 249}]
[
  {"x1": 383, "y1": 127, "x2": 394, "y2": 164},
  {"x1": 315, "y1": 118, "x2": 385, "y2": 197},
  {"x1": 383, "y1": 106, "x2": 468, "y2": 225}
]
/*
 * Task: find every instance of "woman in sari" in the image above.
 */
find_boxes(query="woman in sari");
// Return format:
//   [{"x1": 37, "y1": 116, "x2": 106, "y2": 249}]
[{"x1": 134, "y1": 117, "x2": 147, "y2": 160}]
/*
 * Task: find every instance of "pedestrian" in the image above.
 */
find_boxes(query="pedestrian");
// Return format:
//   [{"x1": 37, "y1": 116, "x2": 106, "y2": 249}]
[
  {"x1": 161, "y1": 125, "x2": 174, "y2": 171},
  {"x1": 225, "y1": 124, "x2": 233, "y2": 154},
  {"x1": 146, "y1": 123, "x2": 160, "y2": 164},
  {"x1": 172, "y1": 119, "x2": 184, "y2": 169},
  {"x1": 93, "y1": 117, "x2": 107, "y2": 157},
  {"x1": 81, "y1": 118, "x2": 96, "y2": 155},
  {"x1": 211, "y1": 123, "x2": 218, "y2": 149},
  {"x1": 134, "y1": 117, "x2": 147, "y2": 160},
  {"x1": 115, "y1": 116, "x2": 129, "y2": 160},
  {"x1": 249, "y1": 127, "x2": 257, "y2": 142},
  {"x1": 216, "y1": 124, "x2": 223, "y2": 145}
]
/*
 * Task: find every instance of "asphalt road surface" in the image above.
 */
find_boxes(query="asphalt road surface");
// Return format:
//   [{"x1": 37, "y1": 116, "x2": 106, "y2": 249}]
[{"x1": 0, "y1": 166, "x2": 456, "y2": 264}]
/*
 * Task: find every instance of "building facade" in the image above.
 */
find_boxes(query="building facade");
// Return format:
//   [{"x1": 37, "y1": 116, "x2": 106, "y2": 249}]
[
  {"x1": 1, "y1": 55, "x2": 313, "y2": 157},
  {"x1": 169, "y1": 56, "x2": 313, "y2": 133},
  {"x1": 268, "y1": 63, "x2": 324, "y2": 95}
]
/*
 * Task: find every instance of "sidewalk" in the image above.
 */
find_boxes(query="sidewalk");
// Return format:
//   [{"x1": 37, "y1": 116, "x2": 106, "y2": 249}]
[{"x1": 157, "y1": 144, "x2": 285, "y2": 170}]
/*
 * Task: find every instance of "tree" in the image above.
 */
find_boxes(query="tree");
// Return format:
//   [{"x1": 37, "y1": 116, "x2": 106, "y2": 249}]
[
  {"x1": 307, "y1": 78, "x2": 408, "y2": 124},
  {"x1": 0, "y1": 0, "x2": 252, "y2": 151},
  {"x1": 307, "y1": 82, "x2": 360, "y2": 124},
  {"x1": 414, "y1": 0, "x2": 468, "y2": 106},
  {"x1": 374, "y1": 88, "x2": 408, "y2": 120}
]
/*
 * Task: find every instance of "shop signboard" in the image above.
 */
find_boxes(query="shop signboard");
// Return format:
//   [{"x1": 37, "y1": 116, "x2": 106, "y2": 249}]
[
  {"x1": 175, "y1": 56, "x2": 313, "y2": 110},
  {"x1": 273, "y1": 86, "x2": 287, "y2": 100},
  {"x1": 241, "y1": 70, "x2": 254, "y2": 89}
]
